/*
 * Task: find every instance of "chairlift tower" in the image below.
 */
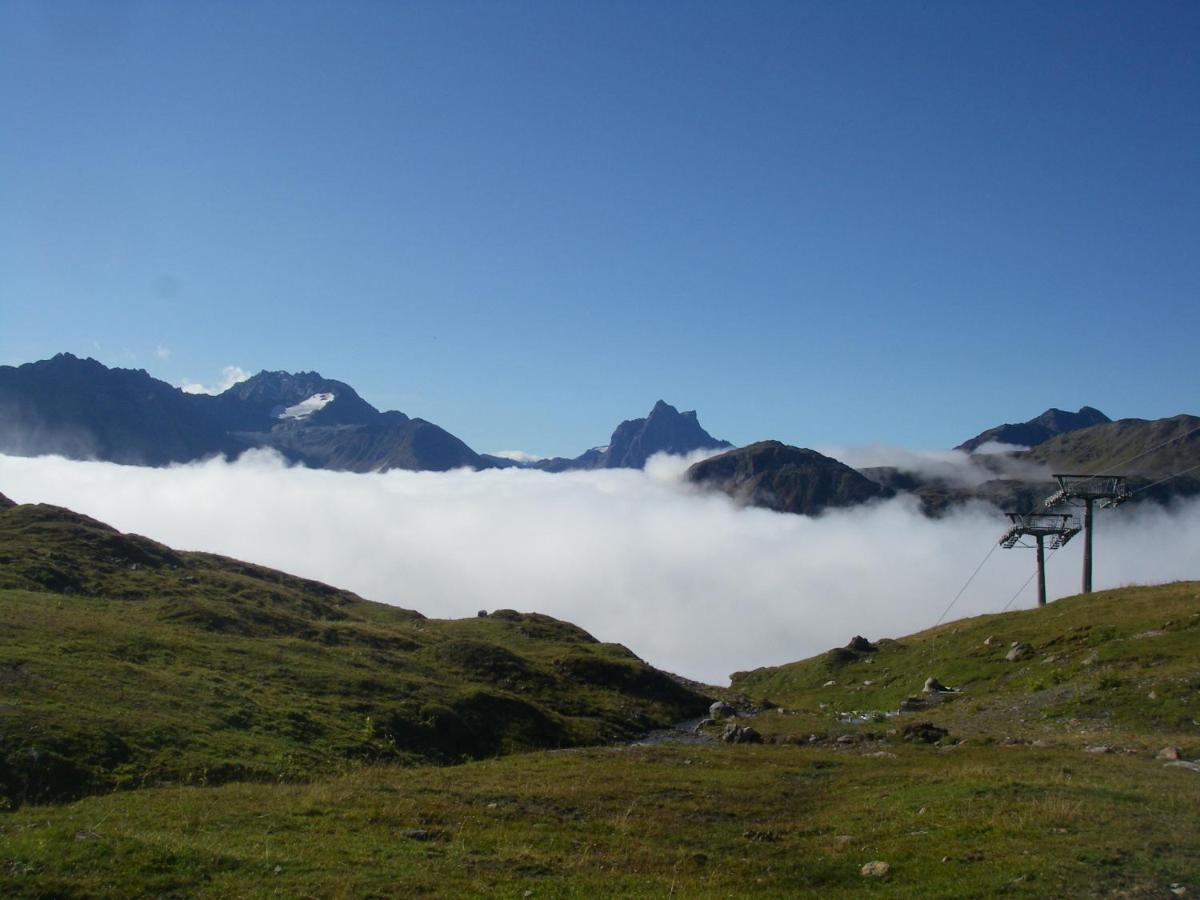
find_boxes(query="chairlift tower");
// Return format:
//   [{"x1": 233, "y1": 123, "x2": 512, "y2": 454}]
[
  {"x1": 999, "y1": 513, "x2": 1081, "y2": 607},
  {"x1": 1043, "y1": 474, "x2": 1130, "y2": 594}
]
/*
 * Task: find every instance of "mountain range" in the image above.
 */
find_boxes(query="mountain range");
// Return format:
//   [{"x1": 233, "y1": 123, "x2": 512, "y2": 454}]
[
  {"x1": 0, "y1": 355, "x2": 729, "y2": 474},
  {"x1": 1, "y1": 355, "x2": 1197, "y2": 517}
]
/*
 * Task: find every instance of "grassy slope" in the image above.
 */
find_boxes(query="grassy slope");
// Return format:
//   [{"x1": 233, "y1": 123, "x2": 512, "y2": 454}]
[
  {"x1": 1021, "y1": 415, "x2": 1200, "y2": 497},
  {"x1": 0, "y1": 502, "x2": 709, "y2": 806},
  {"x1": 732, "y1": 581, "x2": 1200, "y2": 750},
  {"x1": 2, "y1": 582, "x2": 1198, "y2": 897},
  {"x1": 1, "y1": 495, "x2": 1198, "y2": 896}
]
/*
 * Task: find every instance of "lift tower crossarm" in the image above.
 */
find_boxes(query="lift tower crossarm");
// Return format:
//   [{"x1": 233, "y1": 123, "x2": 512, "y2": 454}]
[
  {"x1": 998, "y1": 512, "x2": 1080, "y2": 607},
  {"x1": 1043, "y1": 474, "x2": 1130, "y2": 593}
]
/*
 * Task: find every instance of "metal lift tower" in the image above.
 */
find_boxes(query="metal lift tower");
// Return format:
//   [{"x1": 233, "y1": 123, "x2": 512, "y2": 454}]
[
  {"x1": 1043, "y1": 474, "x2": 1130, "y2": 594},
  {"x1": 999, "y1": 513, "x2": 1081, "y2": 607}
]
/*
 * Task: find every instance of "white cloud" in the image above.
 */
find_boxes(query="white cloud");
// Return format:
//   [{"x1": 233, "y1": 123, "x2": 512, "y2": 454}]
[
  {"x1": 488, "y1": 450, "x2": 545, "y2": 463},
  {"x1": 817, "y1": 443, "x2": 1051, "y2": 488},
  {"x1": 155, "y1": 345, "x2": 172, "y2": 361},
  {"x1": 180, "y1": 365, "x2": 251, "y2": 396},
  {"x1": 0, "y1": 451, "x2": 1195, "y2": 685}
]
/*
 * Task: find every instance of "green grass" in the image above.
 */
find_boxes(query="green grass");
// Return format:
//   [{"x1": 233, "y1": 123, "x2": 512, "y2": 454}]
[
  {"x1": 0, "y1": 503, "x2": 708, "y2": 806},
  {"x1": 2, "y1": 498, "x2": 1199, "y2": 896},
  {"x1": 2, "y1": 740, "x2": 1198, "y2": 897},
  {"x1": 731, "y1": 581, "x2": 1200, "y2": 752}
]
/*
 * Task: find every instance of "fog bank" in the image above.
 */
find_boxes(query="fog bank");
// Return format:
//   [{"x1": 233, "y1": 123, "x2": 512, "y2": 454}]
[{"x1": 2, "y1": 451, "x2": 1196, "y2": 684}]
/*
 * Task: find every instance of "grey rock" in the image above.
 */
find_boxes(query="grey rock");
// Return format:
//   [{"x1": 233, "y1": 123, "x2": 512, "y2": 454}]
[
  {"x1": 709, "y1": 700, "x2": 736, "y2": 719},
  {"x1": 1006, "y1": 643, "x2": 1032, "y2": 662},
  {"x1": 923, "y1": 677, "x2": 948, "y2": 694},
  {"x1": 1084, "y1": 745, "x2": 1113, "y2": 754},
  {"x1": 721, "y1": 723, "x2": 763, "y2": 744},
  {"x1": 1156, "y1": 747, "x2": 1182, "y2": 761},
  {"x1": 861, "y1": 860, "x2": 891, "y2": 877},
  {"x1": 902, "y1": 721, "x2": 948, "y2": 743},
  {"x1": 1166, "y1": 760, "x2": 1200, "y2": 773}
]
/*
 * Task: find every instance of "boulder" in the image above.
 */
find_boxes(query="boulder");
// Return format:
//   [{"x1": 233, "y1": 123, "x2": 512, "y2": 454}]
[
  {"x1": 721, "y1": 724, "x2": 763, "y2": 744},
  {"x1": 902, "y1": 721, "x2": 948, "y2": 744},
  {"x1": 709, "y1": 700, "x2": 736, "y2": 719},
  {"x1": 1156, "y1": 747, "x2": 1182, "y2": 761},
  {"x1": 1006, "y1": 642, "x2": 1032, "y2": 662},
  {"x1": 846, "y1": 635, "x2": 877, "y2": 653},
  {"x1": 861, "y1": 860, "x2": 891, "y2": 877},
  {"x1": 923, "y1": 677, "x2": 948, "y2": 694}
]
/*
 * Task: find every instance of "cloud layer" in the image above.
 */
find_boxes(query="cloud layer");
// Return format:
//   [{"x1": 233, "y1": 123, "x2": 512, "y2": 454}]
[
  {"x1": 1, "y1": 452, "x2": 1196, "y2": 684},
  {"x1": 180, "y1": 365, "x2": 251, "y2": 396}
]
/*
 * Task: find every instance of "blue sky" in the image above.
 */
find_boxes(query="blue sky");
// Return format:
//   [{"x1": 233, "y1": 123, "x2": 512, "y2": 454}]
[{"x1": 2, "y1": 1, "x2": 1197, "y2": 458}]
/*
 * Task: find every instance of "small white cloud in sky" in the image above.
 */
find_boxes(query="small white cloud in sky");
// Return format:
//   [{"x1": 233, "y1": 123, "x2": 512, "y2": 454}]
[
  {"x1": 0, "y1": 451, "x2": 1195, "y2": 684},
  {"x1": 181, "y1": 365, "x2": 251, "y2": 396},
  {"x1": 155, "y1": 345, "x2": 172, "y2": 361}
]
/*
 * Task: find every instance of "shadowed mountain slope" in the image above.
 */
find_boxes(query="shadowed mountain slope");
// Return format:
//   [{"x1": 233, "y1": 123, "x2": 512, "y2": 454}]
[
  {"x1": 686, "y1": 440, "x2": 890, "y2": 516},
  {"x1": 0, "y1": 354, "x2": 484, "y2": 472},
  {"x1": 957, "y1": 406, "x2": 1111, "y2": 453}
]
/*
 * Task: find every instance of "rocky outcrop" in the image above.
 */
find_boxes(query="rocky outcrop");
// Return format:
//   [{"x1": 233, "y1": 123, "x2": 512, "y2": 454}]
[
  {"x1": 535, "y1": 400, "x2": 730, "y2": 471},
  {"x1": 686, "y1": 441, "x2": 890, "y2": 516}
]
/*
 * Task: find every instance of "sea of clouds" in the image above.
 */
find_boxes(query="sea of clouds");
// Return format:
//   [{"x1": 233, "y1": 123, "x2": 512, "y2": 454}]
[{"x1": 1, "y1": 450, "x2": 1197, "y2": 684}]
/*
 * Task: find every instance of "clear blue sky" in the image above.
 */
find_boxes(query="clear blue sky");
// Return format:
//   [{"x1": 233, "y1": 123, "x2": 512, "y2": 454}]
[{"x1": 2, "y1": 1, "x2": 1197, "y2": 457}]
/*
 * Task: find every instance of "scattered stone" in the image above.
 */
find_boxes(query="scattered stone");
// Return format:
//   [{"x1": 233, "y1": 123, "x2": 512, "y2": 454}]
[
  {"x1": 1032, "y1": 739, "x2": 1051, "y2": 748},
  {"x1": 73, "y1": 830, "x2": 101, "y2": 841},
  {"x1": 836, "y1": 733, "x2": 860, "y2": 745},
  {"x1": 1084, "y1": 745, "x2": 1113, "y2": 754},
  {"x1": 863, "y1": 680, "x2": 876, "y2": 686},
  {"x1": 861, "y1": 860, "x2": 891, "y2": 877},
  {"x1": 1170, "y1": 883, "x2": 1188, "y2": 896},
  {"x1": 833, "y1": 834, "x2": 855, "y2": 847},
  {"x1": 1148, "y1": 690, "x2": 1159, "y2": 700},
  {"x1": 983, "y1": 635, "x2": 996, "y2": 646},
  {"x1": 822, "y1": 680, "x2": 836, "y2": 687},
  {"x1": 902, "y1": 721, "x2": 948, "y2": 744},
  {"x1": 721, "y1": 724, "x2": 762, "y2": 744},
  {"x1": 866, "y1": 751, "x2": 897, "y2": 759},
  {"x1": 693, "y1": 718, "x2": 717, "y2": 733},
  {"x1": 709, "y1": 701, "x2": 736, "y2": 719},
  {"x1": 1081, "y1": 651, "x2": 1099, "y2": 666},
  {"x1": 846, "y1": 635, "x2": 878, "y2": 653},
  {"x1": 476, "y1": 610, "x2": 488, "y2": 617},
  {"x1": 923, "y1": 677, "x2": 948, "y2": 694},
  {"x1": 1166, "y1": 761, "x2": 1200, "y2": 773},
  {"x1": 1156, "y1": 747, "x2": 1182, "y2": 761},
  {"x1": 1006, "y1": 643, "x2": 1032, "y2": 662}
]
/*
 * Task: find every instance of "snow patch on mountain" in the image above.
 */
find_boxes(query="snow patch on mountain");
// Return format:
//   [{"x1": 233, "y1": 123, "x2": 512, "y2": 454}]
[{"x1": 277, "y1": 393, "x2": 335, "y2": 420}]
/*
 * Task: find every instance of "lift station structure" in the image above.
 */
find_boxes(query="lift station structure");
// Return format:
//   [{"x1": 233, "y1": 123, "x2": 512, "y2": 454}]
[
  {"x1": 999, "y1": 512, "x2": 1081, "y2": 607},
  {"x1": 1043, "y1": 474, "x2": 1130, "y2": 594}
]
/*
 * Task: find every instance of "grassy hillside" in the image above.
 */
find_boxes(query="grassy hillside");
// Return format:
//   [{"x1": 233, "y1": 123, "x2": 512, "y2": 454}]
[
  {"x1": 732, "y1": 581, "x2": 1200, "y2": 750},
  {"x1": 1021, "y1": 414, "x2": 1200, "y2": 500},
  {"x1": 0, "y1": 501, "x2": 709, "y2": 807},
  {"x1": 2, "y1": 581, "x2": 1198, "y2": 897}
]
